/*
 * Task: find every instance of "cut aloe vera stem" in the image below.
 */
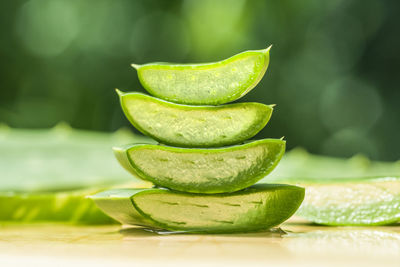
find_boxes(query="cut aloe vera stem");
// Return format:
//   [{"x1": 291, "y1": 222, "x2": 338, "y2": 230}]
[
  {"x1": 114, "y1": 139, "x2": 285, "y2": 194},
  {"x1": 117, "y1": 91, "x2": 273, "y2": 148},
  {"x1": 0, "y1": 189, "x2": 115, "y2": 224},
  {"x1": 132, "y1": 46, "x2": 271, "y2": 105},
  {"x1": 91, "y1": 184, "x2": 305, "y2": 233},
  {"x1": 291, "y1": 177, "x2": 400, "y2": 226}
]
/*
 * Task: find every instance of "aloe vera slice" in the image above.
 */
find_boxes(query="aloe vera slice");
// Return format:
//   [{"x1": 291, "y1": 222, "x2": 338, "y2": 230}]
[
  {"x1": 292, "y1": 177, "x2": 400, "y2": 226},
  {"x1": 0, "y1": 189, "x2": 115, "y2": 224},
  {"x1": 132, "y1": 47, "x2": 271, "y2": 105},
  {"x1": 118, "y1": 91, "x2": 273, "y2": 147},
  {"x1": 91, "y1": 184, "x2": 305, "y2": 233},
  {"x1": 114, "y1": 139, "x2": 285, "y2": 194}
]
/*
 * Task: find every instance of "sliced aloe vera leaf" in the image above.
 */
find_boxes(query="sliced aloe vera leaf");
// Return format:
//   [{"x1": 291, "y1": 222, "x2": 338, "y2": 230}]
[
  {"x1": 114, "y1": 139, "x2": 285, "y2": 194},
  {"x1": 91, "y1": 184, "x2": 305, "y2": 233},
  {"x1": 117, "y1": 91, "x2": 273, "y2": 148},
  {"x1": 132, "y1": 46, "x2": 271, "y2": 105},
  {"x1": 0, "y1": 189, "x2": 115, "y2": 224},
  {"x1": 290, "y1": 177, "x2": 400, "y2": 226},
  {"x1": 88, "y1": 188, "x2": 153, "y2": 226}
]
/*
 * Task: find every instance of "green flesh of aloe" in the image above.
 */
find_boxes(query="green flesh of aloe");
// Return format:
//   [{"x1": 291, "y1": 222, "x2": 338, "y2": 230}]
[
  {"x1": 91, "y1": 184, "x2": 305, "y2": 233},
  {"x1": 114, "y1": 139, "x2": 285, "y2": 194},
  {"x1": 287, "y1": 177, "x2": 400, "y2": 226},
  {"x1": 87, "y1": 46, "x2": 307, "y2": 232},
  {"x1": 118, "y1": 92, "x2": 273, "y2": 148},
  {"x1": 132, "y1": 47, "x2": 271, "y2": 105}
]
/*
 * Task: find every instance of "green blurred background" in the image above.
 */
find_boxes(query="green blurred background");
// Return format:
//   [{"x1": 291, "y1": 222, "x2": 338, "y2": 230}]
[{"x1": 1, "y1": 0, "x2": 399, "y2": 160}]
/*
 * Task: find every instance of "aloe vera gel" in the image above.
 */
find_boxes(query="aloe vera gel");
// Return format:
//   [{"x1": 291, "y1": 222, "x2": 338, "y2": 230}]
[
  {"x1": 292, "y1": 177, "x2": 400, "y2": 226},
  {"x1": 114, "y1": 139, "x2": 285, "y2": 194},
  {"x1": 92, "y1": 185, "x2": 304, "y2": 233},
  {"x1": 117, "y1": 91, "x2": 273, "y2": 147},
  {"x1": 132, "y1": 47, "x2": 271, "y2": 105},
  {"x1": 92, "y1": 47, "x2": 304, "y2": 233}
]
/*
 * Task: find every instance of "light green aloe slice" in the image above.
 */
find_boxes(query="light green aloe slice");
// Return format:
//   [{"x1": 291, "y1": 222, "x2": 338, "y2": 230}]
[
  {"x1": 132, "y1": 46, "x2": 271, "y2": 105},
  {"x1": 117, "y1": 91, "x2": 273, "y2": 147},
  {"x1": 114, "y1": 139, "x2": 285, "y2": 194},
  {"x1": 287, "y1": 177, "x2": 400, "y2": 226},
  {"x1": 91, "y1": 184, "x2": 305, "y2": 233},
  {"x1": 0, "y1": 189, "x2": 115, "y2": 224}
]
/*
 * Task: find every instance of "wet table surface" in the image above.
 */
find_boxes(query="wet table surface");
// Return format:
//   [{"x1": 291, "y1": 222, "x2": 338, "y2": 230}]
[{"x1": 1, "y1": 218, "x2": 399, "y2": 267}]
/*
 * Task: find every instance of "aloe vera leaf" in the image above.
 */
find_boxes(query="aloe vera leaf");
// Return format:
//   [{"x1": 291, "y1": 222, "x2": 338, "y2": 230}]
[
  {"x1": 91, "y1": 184, "x2": 305, "y2": 233},
  {"x1": 114, "y1": 139, "x2": 285, "y2": 194},
  {"x1": 0, "y1": 124, "x2": 153, "y2": 192},
  {"x1": 267, "y1": 147, "x2": 400, "y2": 181},
  {"x1": 132, "y1": 46, "x2": 271, "y2": 105},
  {"x1": 88, "y1": 188, "x2": 152, "y2": 226},
  {"x1": 0, "y1": 189, "x2": 115, "y2": 224},
  {"x1": 117, "y1": 91, "x2": 273, "y2": 148},
  {"x1": 267, "y1": 149, "x2": 400, "y2": 225},
  {"x1": 289, "y1": 177, "x2": 400, "y2": 226}
]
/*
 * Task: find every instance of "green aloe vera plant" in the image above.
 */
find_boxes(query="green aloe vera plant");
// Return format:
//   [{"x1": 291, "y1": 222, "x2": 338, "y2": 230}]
[
  {"x1": 117, "y1": 91, "x2": 273, "y2": 148},
  {"x1": 132, "y1": 46, "x2": 271, "y2": 105},
  {"x1": 91, "y1": 184, "x2": 304, "y2": 233},
  {"x1": 114, "y1": 139, "x2": 285, "y2": 194}
]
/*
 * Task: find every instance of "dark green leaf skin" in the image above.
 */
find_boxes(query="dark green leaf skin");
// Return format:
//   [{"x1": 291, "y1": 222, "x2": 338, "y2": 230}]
[
  {"x1": 114, "y1": 139, "x2": 285, "y2": 194},
  {"x1": 91, "y1": 184, "x2": 305, "y2": 233},
  {"x1": 117, "y1": 91, "x2": 273, "y2": 148},
  {"x1": 133, "y1": 47, "x2": 271, "y2": 105}
]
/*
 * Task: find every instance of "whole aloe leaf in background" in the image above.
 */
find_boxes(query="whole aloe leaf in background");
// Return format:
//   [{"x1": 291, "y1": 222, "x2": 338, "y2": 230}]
[
  {"x1": 0, "y1": 124, "x2": 154, "y2": 223},
  {"x1": 0, "y1": 123, "x2": 153, "y2": 192},
  {"x1": 267, "y1": 148, "x2": 400, "y2": 225},
  {"x1": 267, "y1": 147, "x2": 400, "y2": 181}
]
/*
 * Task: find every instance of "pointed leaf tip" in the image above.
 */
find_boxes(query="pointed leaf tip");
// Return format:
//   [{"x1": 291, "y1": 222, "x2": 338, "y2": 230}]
[
  {"x1": 112, "y1": 146, "x2": 124, "y2": 152},
  {"x1": 264, "y1": 45, "x2": 273, "y2": 53},
  {"x1": 131, "y1": 63, "x2": 140, "y2": 69},
  {"x1": 115, "y1": 89, "x2": 124, "y2": 97}
]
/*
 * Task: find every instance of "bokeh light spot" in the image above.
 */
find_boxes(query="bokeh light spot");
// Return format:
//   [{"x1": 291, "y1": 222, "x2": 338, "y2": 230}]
[
  {"x1": 319, "y1": 78, "x2": 383, "y2": 133},
  {"x1": 75, "y1": 0, "x2": 143, "y2": 56},
  {"x1": 130, "y1": 12, "x2": 191, "y2": 62},
  {"x1": 15, "y1": 0, "x2": 79, "y2": 57},
  {"x1": 182, "y1": 0, "x2": 247, "y2": 56},
  {"x1": 322, "y1": 128, "x2": 379, "y2": 158}
]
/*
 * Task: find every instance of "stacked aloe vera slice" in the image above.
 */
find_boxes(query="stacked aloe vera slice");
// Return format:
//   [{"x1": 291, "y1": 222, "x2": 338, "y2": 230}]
[{"x1": 92, "y1": 47, "x2": 305, "y2": 233}]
